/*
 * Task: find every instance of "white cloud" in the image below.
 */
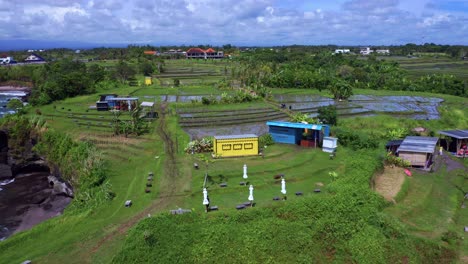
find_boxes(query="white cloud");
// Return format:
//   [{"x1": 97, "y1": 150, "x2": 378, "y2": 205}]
[
  {"x1": 0, "y1": 0, "x2": 466, "y2": 45},
  {"x1": 419, "y1": 13, "x2": 451, "y2": 27},
  {"x1": 25, "y1": 4, "x2": 89, "y2": 23}
]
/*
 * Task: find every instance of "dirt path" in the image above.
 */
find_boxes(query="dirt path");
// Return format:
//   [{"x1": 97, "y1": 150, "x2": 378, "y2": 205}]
[
  {"x1": 89, "y1": 103, "x2": 181, "y2": 259},
  {"x1": 374, "y1": 166, "x2": 406, "y2": 203}
]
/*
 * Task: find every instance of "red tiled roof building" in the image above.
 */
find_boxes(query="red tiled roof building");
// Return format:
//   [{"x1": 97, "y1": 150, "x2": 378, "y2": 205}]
[{"x1": 186, "y1": 48, "x2": 224, "y2": 59}]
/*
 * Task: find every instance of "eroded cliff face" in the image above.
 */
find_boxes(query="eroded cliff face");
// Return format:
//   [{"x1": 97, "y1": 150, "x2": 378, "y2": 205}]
[{"x1": 0, "y1": 130, "x2": 73, "y2": 240}]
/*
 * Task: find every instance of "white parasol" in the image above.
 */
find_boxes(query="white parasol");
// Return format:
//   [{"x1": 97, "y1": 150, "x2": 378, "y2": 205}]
[
  {"x1": 243, "y1": 164, "x2": 248, "y2": 179},
  {"x1": 248, "y1": 185, "x2": 254, "y2": 202},
  {"x1": 281, "y1": 178, "x2": 286, "y2": 195},
  {"x1": 203, "y1": 188, "x2": 209, "y2": 205}
]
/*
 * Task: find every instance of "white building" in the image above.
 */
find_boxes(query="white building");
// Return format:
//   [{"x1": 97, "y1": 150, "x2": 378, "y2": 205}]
[
  {"x1": 376, "y1": 49, "x2": 390, "y2": 55},
  {"x1": 24, "y1": 53, "x2": 45, "y2": 63},
  {"x1": 0, "y1": 56, "x2": 16, "y2": 64},
  {"x1": 334, "y1": 49, "x2": 350, "y2": 54},
  {"x1": 360, "y1": 47, "x2": 374, "y2": 55}
]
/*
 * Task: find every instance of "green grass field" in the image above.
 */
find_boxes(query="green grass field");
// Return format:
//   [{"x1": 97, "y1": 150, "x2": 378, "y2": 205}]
[
  {"x1": 385, "y1": 56, "x2": 468, "y2": 81},
  {"x1": 0, "y1": 58, "x2": 467, "y2": 263}
]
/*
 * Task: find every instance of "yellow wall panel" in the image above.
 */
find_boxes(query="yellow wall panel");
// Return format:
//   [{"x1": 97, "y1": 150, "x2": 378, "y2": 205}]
[{"x1": 214, "y1": 137, "x2": 259, "y2": 157}]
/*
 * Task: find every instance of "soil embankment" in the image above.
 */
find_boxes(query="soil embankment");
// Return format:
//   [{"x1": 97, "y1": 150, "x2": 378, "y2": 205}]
[{"x1": 374, "y1": 166, "x2": 406, "y2": 203}]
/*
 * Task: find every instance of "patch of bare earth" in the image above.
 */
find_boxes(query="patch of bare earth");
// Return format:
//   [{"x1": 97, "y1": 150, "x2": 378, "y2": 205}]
[{"x1": 374, "y1": 166, "x2": 406, "y2": 203}]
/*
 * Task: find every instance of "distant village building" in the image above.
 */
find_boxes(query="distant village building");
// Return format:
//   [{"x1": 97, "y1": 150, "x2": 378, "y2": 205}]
[
  {"x1": 186, "y1": 48, "x2": 224, "y2": 59},
  {"x1": 359, "y1": 47, "x2": 374, "y2": 55},
  {"x1": 334, "y1": 49, "x2": 350, "y2": 54},
  {"x1": 24, "y1": 53, "x2": 46, "y2": 63},
  {"x1": 144, "y1": 50, "x2": 158, "y2": 55},
  {"x1": 376, "y1": 49, "x2": 390, "y2": 55},
  {"x1": 0, "y1": 55, "x2": 16, "y2": 65}
]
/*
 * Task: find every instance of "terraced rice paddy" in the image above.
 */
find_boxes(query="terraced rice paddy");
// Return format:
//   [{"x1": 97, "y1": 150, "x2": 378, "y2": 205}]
[
  {"x1": 177, "y1": 94, "x2": 444, "y2": 139},
  {"x1": 386, "y1": 56, "x2": 468, "y2": 81},
  {"x1": 155, "y1": 60, "x2": 228, "y2": 86}
]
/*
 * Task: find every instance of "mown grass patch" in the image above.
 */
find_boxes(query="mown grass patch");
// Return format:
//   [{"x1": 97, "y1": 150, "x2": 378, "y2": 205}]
[{"x1": 384, "y1": 166, "x2": 465, "y2": 240}]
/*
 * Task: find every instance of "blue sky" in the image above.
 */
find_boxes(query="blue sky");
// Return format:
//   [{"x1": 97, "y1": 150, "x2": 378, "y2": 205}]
[{"x1": 0, "y1": 0, "x2": 467, "y2": 46}]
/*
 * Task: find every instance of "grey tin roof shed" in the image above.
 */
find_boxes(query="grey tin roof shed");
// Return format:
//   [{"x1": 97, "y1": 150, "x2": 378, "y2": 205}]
[
  {"x1": 438, "y1": 130, "x2": 468, "y2": 139},
  {"x1": 397, "y1": 136, "x2": 438, "y2": 153}
]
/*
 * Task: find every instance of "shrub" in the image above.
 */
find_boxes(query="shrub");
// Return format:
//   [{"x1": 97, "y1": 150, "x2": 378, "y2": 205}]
[
  {"x1": 384, "y1": 152, "x2": 411, "y2": 167},
  {"x1": 335, "y1": 128, "x2": 379, "y2": 150},
  {"x1": 185, "y1": 137, "x2": 213, "y2": 153},
  {"x1": 259, "y1": 133, "x2": 274, "y2": 146}
]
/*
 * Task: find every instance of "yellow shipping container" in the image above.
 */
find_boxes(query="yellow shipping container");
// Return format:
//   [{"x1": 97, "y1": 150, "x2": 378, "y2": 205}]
[{"x1": 213, "y1": 134, "x2": 259, "y2": 158}]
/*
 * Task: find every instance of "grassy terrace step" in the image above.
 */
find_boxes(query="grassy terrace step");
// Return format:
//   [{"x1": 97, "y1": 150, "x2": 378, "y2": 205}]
[
  {"x1": 155, "y1": 73, "x2": 221, "y2": 78},
  {"x1": 178, "y1": 109, "x2": 282, "y2": 119},
  {"x1": 401, "y1": 63, "x2": 468, "y2": 69},
  {"x1": 179, "y1": 110, "x2": 287, "y2": 123},
  {"x1": 179, "y1": 114, "x2": 288, "y2": 127},
  {"x1": 177, "y1": 107, "x2": 273, "y2": 114}
]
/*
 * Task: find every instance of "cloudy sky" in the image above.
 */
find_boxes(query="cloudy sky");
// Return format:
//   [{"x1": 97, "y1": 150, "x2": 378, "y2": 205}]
[{"x1": 1, "y1": 0, "x2": 467, "y2": 46}]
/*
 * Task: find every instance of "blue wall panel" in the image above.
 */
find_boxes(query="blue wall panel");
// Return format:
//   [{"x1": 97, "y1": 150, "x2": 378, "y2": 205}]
[{"x1": 269, "y1": 126, "x2": 302, "y2": 145}]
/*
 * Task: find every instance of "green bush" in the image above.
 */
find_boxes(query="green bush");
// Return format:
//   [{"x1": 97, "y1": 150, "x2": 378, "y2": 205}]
[
  {"x1": 334, "y1": 127, "x2": 379, "y2": 150},
  {"x1": 259, "y1": 133, "x2": 274, "y2": 146}
]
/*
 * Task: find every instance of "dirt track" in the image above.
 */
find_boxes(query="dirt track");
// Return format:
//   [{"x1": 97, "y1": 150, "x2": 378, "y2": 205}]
[{"x1": 89, "y1": 103, "x2": 181, "y2": 260}]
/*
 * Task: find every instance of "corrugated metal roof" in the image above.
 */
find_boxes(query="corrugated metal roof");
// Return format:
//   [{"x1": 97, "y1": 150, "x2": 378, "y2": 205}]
[
  {"x1": 266, "y1": 121, "x2": 324, "y2": 130},
  {"x1": 214, "y1": 134, "x2": 258, "y2": 140},
  {"x1": 438, "y1": 130, "x2": 468, "y2": 139},
  {"x1": 140, "y1": 102, "x2": 154, "y2": 107},
  {"x1": 397, "y1": 136, "x2": 438, "y2": 153},
  {"x1": 107, "y1": 97, "x2": 139, "y2": 101}
]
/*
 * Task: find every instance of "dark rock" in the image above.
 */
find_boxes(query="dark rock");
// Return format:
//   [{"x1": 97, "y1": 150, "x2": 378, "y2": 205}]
[
  {"x1": 0, "y1": 163, "x2": 12, "y2": 180},
  {"x1": 295, "y1": 192, "x2": 303, "y2": 196},
  {"x1": 314, "y1": 189, "x2": 321, "y2": 193},
  {"x1": 273, "y1": 197, "x2": 280, "y2": 201},
  {"x1": 219, "y1": 183, "x2": 227, "y2": 187},
  {"x1": 236, "y1": 205, "x2": 246, "y2": 210},
  {"x1": 209, "y1": 206, "x2": 218, "y2": 211},
  {"x1": 13, "y1": 160, "x2": 50, "y2": 175}
]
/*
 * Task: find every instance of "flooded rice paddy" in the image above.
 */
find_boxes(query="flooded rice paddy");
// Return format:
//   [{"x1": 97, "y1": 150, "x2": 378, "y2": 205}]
[{"x1": 175, "y1": 94, "x2": 443, "y2": 139}]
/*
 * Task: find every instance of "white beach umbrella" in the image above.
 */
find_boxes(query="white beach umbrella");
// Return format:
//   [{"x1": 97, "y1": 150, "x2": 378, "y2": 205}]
[
  {"x1": 243, "y1": 164, "x2": 248, "y2": 179},
  {"x1": 203, "y1": 188, "x2": 209, "y2": 205},
  {"x1": 281, "y1": 178, "x2": 286, "y2": 195},
  {"x1": 248, "y1": 185, "x2": 254, "y2": 202}
]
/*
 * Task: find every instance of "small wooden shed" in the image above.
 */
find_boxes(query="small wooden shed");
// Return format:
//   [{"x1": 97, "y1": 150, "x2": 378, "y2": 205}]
[
  {"x1": 213, "y1": 134, "x2": 258, "y2": 158},
  {"x1": 397, "y1": 136, "x2": 438, "y2": 169},
  {"x1": 438, "y1": 130, "x2": 468, "y2": 156}
]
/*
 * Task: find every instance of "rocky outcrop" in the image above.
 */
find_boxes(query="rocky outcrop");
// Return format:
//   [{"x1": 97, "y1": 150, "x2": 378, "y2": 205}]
[
  {"x1": 48, "y1": 175, "x2": 74, "y2": 198},
  {"x1": 0, "y1": 132, "x2": 73, "y2": 240}
]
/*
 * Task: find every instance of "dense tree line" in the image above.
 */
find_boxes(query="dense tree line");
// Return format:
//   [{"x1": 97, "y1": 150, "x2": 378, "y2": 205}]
[
  {"x1": 0, "y1": 56, "x2": 164, "y2": 105},
  {"x1": 231, "y1": 51, "x2": 467, "y2": 98}
]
